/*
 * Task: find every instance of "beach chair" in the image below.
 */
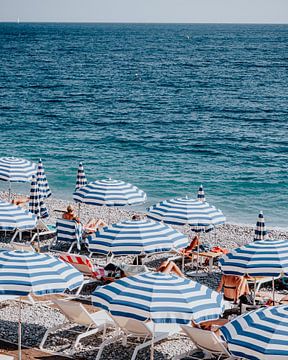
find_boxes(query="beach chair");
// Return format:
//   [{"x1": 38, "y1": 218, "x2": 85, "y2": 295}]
[
  {"x1": 174, "y1": 325, "x2": 234, "y2": 360},
  {"x1": 11, "y1": 242, "x2": 35, "y2": 252},
  {"x1": 11, "y1": 219, "x2": 55, "y2": 244},
  {"x1": 49, "y1": 219, "x2": 82, "y2": 253},
  {"x1": 247, "y1": 275, "x2": 281, "y2": 293},
  {"x1": 59, "y1": 253, "x2": 106, "y2": 295},
  {"x1": 95, "y1": 316, "x2": 180, "y2": 360},
  {"x1": 119, "y1": 264, "x2": 149, "y2": 277},
  {"x1": 40, "y1": 299, "x2": 115, "y2": 349}
]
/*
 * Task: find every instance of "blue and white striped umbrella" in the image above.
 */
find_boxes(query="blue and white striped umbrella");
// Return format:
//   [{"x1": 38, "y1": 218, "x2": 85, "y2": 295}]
[
  {"x1": 0, "y1": 200, "x2": 37, "y2": 231},
  {"x1": 92, "y1": 272, "x2": 224, "y2": 324},
  {"x1": 0, "y1": 250, "x2": 83, "y2": 296},
  {"x1": 36, "y1": 159, "x2": 51, "y2": 199},
  {"x1": 75, "y1": 162, "x2": 87, "y2": 191},
  {"x1": 219, "y1": 239, "x2": 288, "y2": 277},
  {"x1": 254, "y1": 211, "x2": 267, "y2": 241},
  {"x1": 73, "y1": 179, "x2": 147, "y2": 207},
  {"x1": 147, "y1": 197, "x2": 225, "y2": 232},
  {"x1": 87, "y1": 219, "x2": 188, "y2": 255},
  {"x1": 0, "y1": 157, "x2": 36, "y2": 182},
  {"x1": 220, "y1": 305, "x2": 288, "y2": 360},
  {"x1": 197, "y1": 185, "x2": 205, "y2": 202},
  {"x1": 29, "y1": 176, "x2": 49, "y2": 219}
]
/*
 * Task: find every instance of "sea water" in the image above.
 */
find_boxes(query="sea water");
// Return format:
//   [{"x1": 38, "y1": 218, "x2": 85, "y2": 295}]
[{"x1": 0, "y1": 23, "x2": 287, "y2": 227}]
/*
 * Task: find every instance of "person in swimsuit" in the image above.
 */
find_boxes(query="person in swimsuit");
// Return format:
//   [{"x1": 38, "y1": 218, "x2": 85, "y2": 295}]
[
  {"x1": 216, "y1": 274, "x2": 250, "y2": 304},
  {"x1": 62, "y1": 205, "x2": 80, "y2": 222},
  {"x1": 156, "y1": 260, "x2": 185, "y2": 278}
]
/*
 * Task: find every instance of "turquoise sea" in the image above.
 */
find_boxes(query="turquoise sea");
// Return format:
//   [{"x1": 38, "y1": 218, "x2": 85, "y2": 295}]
[{"x1": 0, "y1": 23, "x2": 287, "y2": 227}]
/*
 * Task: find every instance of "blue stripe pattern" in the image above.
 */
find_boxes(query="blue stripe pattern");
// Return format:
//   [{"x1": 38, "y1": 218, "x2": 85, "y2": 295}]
[
  {"x1": 36, "y1": 159, "x2": 51, "y2": 198},
  {"x1": 219, "y1": 239, "x2": 288, "y2": 277},
  {"x1": 254, "y1": 211, "x2": 267, "y2": 241},
  {"x1": 73, "y1": 179, "x2": 147, "y2": 206},
  {"x1": 75, "y1": 162, "x2": 87, "y2": 191},
  {"x1": 0, "y1": 250, "x2": 83, "y2": 296},
  {"x1": 0, "y1": 157, "x2": 36, "y2": 182},
  {"x1": 220, "y1": 305, "x2": 288, "y2": 360},
  {"x1": 56, "y1": 219, "x2": 81, "y2": 244},
  {"x1": 147, "y1": 197, "x2": 225, "y2": 232},
  {"x1": 0, "y1": 200, "x2": 37, "y2": 231},
  {"x1": 87, "y1": 219, "x2": 188, "y2": 255},
  {"x1": 29, "y1": 176, "x2": 49, "y2": 219},
  {"x1": 92, "y1": 272, "x2": 224, "y2": 324},
  {"x1": 197, "y1": 184, "x2": 205, "y2": 202}
]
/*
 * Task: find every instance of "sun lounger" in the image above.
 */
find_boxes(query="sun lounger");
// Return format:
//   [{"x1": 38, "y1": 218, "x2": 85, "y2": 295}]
[
  {"x1": 174, "y1": 325, "x2": 234, "y2": 360},
  {"x1": 95, "y1": 316, "x2": 180, "y2": 360},
  {"x1": 49, "y1": 219, "x2": 82, "y2": 253},
  {"x1": 247, "y1": 275, "x2": 281, "y2": 293},
  {"x1": 11, "y1": 219, "x2": 55, "y2": 244},
  {"x1": 59, "y1": 253, "x2": 106, "y2": 295},
  {"x1": 119, "y1": 264, "x2": 149, "y2": 277},
  {"x1": 40, "y1": 299, "x2": 115, "y2": 349}
]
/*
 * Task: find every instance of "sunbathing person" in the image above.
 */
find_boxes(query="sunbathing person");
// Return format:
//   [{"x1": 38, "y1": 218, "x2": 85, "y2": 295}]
[
  {"x1": 12, "y1": 195, "x2": 29, "y2": 207},
  {"x1": 62, "y1": 205, "x2": 80, "y2": 222},
  {"x1": 217, "y1": 274, "x2": 250, "y2": 304},
  {"x1": 180, "y1": 235, "x2": 200, "y2": 255},
  {"x1": 192, "y1": 318, "x2": 229, "y2": 334},
  {"x1": 156, "y1": 260, "x2": 185, "y2": 278},
  {"x1": 84, "y1": 218, "x2": 107, "y2": 234}
]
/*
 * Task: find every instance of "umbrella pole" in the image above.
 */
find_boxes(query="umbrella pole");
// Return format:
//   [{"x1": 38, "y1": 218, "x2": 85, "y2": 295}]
[
  {"x1": 78, "y1": 203, "x2": 81, "y2": 217},
  {"x1": 150, "y1": 322, "x2": 155, "y2": 360},
  {"x1": 253, "y1": 279, "x2": 256, "y2": 306},
  {"x1": 8, "y1": 181, "x2": 11, "y2": 201},
  {"x1": 272, "y1": 277, "x2": 275, "y2": 305},
  {"x1": 18, "y1": 298, "x2": 22, "y2": 360}
]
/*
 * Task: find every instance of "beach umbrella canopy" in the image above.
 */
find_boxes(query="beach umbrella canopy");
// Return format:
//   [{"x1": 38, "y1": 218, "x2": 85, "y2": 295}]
[
  {"x1": 218, "y1": 239, "x2": 288, "y2": 277},
  {"x1": 254, "y1": 211, "x2": 267, "y2": 241},
  {"x1": 197, "y1": 184, "x2": 205, "y2": 202},
  {"x1": 92, "y1": 272, "x2": 224, "y2": 324},
  {"x1": 0, "y1": 250, "x2": 83, "y2": 296},
  {"x1": 75, "y1": 162, "x2": 87, "y2": 191},
  {"x1": 0, "y1": 157, "x2": 36, "y2": 182},
  {"x1": 36, "y1": 159, "x2": 51, "y2": 199},
  {"x1": 73, "y1": 178, "x2": 147, "y2": 207},
  {"x1": 220, "y1": 305, "x2": 288, "y2": 360},
  {"x1": 0, "y1": 250, "x2": 83, "y2": 360},
  {"x1": 87, "y1": 219, "x2": 189, "y2": 255},
  {"x1": 147, "y1": 197, "x2": 225, "y2": 232},
  {"x1": 0, "y1": 200, "x2": 37, "y2": 231},
  {"x1": 29, "y1": 176, "x2": 49, "y2": 219}
]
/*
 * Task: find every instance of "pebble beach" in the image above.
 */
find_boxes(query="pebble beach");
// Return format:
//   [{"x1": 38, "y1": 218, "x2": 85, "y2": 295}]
[{"x1": 0, "y1": 192, "x2": 287, "y2": 359}]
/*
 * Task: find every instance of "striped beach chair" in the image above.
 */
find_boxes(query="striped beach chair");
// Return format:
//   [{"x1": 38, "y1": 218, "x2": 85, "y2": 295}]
[
  {"x1": 59, "y1": 253, "x2": 106, "y2": 295},
  {"x1": 50, "y1": 219, "x2": 83, "y2": 253}
]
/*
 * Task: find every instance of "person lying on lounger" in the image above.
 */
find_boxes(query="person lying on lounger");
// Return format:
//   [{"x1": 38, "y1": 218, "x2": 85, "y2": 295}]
[
  {"x1": 156, "y1": 260, "x2": 185, "y2": 278},
  {"x1": 192, "y1": 318, "x2": 229, "y2": 334},
  {"x1": 12, "y1": 195, "x2": 29, "y2": 207},
  {"x1": 217, "y1": 274, "x2": 250, "y2": 304}
]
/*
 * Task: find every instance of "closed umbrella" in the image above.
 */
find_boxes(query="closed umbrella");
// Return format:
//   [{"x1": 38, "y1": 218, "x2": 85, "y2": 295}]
[
  {"x1": 0, "y1": 250, "x2": 83, "y2": 360},
  {"x1": 87, "y1": 219, "x2": 188, "y2": 256},
  {"x1": 0, "y1": 157, "x2": 36, "y2": 200},
  {"x1": 197, "y1": 184, "x2": 205, "y2": 202},
  {"x1": 254, "y1": 211, "x2": 267, "y2": 241},
  {"x1": 75, "y1": 162, "x2": 87, "y2": 191},
  {"x1": 29, "y1": 176, "x2": 49, "y2": 220},
  {"x1": 220, "y1": 305, "x2": 288, "y2": 360},
  {"x1": 36, "y1": 159, "x2": 51, "y2": 199}
]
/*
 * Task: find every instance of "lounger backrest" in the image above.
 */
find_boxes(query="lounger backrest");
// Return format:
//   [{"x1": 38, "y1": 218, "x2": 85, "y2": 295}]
[
  {"x1": 181, "y1": 325, "x2": 229, "y2": 354},
  {"x1": 53, "y1": 299, "x2": 96, "y2": 327},
  {"x1": 120, "y1": 264, "x2": 149, "y2": 277},
  {"x1": 112, "y1": 316, "x2": 152, "y2": 337},
  {"x1": 56, "y1": 219, "x2": 77, "y2": 243},
  {"x1": 59, "y1": 253, "x2": 105, "y2": 279}
]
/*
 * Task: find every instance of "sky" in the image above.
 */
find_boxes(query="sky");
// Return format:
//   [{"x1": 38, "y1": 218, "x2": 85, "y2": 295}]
[{"x1": 0, "y1": 0, "x2": 288, "y2": 23}]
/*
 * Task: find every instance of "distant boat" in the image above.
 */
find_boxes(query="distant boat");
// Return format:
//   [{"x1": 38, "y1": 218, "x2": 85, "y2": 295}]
[{"x1": 17, "y1": 17, "x2": 20, "y2": 24}]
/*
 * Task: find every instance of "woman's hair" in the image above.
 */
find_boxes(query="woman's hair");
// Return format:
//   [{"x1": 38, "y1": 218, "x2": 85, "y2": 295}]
[
  {"x1": 132, "y1": 214, "x2": 141, "y2": 220},
  {"x1": 67, "y1": 205, "x2": 74, "y2": 213}
]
